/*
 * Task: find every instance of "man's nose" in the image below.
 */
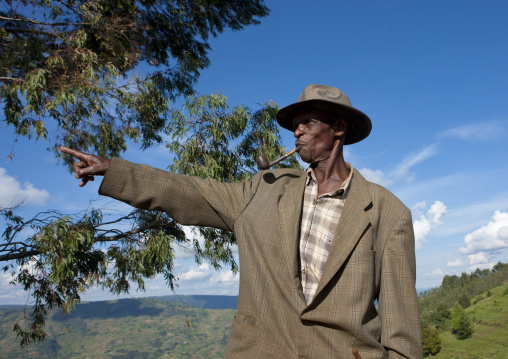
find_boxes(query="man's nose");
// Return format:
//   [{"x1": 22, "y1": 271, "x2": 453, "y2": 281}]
[{"x1": 294, "y1": 124, "x2": 304, "y2": 138}]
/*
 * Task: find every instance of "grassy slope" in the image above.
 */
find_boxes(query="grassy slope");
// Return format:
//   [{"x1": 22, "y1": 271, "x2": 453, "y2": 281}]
[
  {"x1": 2, "y1": 285, "x2": 508, "y2": 358},
  {"x1": 0, "y1": 298, "x2": 235, "y2": 358},
  {"x1": 433, "y1": 283, "x2": 508, "y2": 359}
]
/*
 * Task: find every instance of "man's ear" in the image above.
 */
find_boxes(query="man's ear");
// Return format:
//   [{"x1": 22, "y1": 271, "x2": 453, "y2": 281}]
[{"x1": 334, "y1": 117, "x2": 348, "y2": 137}]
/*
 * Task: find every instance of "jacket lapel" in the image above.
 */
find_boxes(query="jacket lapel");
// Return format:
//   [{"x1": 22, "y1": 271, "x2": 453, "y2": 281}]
[
  {"x1": 311, "y1": 169, "x2": 373, "y2": 302},
  {"x1": 277, "y1": 172, "x2": 307, "y2": 300}
]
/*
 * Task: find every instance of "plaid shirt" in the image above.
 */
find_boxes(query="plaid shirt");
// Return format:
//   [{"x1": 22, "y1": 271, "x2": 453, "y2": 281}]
[{"x1": 300, "y1": 164, "x2": 353, "y2": 303}]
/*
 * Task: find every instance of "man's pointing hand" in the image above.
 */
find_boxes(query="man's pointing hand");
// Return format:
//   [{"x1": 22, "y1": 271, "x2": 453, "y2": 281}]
[{"x1": 60, "y1": 146, "x2": 112, "y2": 187}]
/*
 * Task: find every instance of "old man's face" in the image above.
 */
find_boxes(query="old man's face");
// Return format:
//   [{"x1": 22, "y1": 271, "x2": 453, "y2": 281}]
[{"x1": 292, "y1": 109, "x2": 344, "y2": 164}]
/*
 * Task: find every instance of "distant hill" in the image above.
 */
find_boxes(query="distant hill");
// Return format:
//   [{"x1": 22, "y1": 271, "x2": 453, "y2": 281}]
[
  {"x1": 0, "y1": 296, "x2": 236, "y2": 358},
  {"x1": 2, "y1": 263, "x2": 508, "y2": 358},
  {"x1": 156, "y1": 295, "x2": 239, "y2": 310}
]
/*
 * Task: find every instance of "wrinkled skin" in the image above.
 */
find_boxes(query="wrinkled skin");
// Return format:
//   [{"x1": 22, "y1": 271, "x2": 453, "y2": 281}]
[
  {"x1": 292, "y1": 109, "x2": 350, "y2": 196},
  {"x1": 60, "y1": 146, "x2": 111, "y2": 187}
]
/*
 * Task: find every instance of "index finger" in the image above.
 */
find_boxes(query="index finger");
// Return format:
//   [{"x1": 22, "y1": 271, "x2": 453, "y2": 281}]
[{"x1": 60, "y1": 146, "x2": 88, "y2": 161}]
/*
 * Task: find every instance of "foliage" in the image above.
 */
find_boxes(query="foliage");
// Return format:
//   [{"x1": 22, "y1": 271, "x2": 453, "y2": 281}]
[
  {"x1": 422, "y1": 326, "x2": 441, "y2": 357},
  {"x1": 426, "y1": 303, "x2": 450, "y2": 330},
  {"x1": 418, "y1": 262, "x2": 508, "y2": 328},
  {"x1": 451, "y1": 303, "x2": 473, "y2": 340},
  {"x1": 1, "y1": 0, "x2": 277, "y2": 347},
  {"x1": 457, "y1": 294, "x2": 470, "y2": 309},
  {"x1": 419, "y1": 283, "x2": 508, "y2": 358},
  {"x1": 1, "y1": 92, "x2": 302, "y2": 346},
  {"x1": 0, "y1": 0, "x2": 269, "y2": 165}
]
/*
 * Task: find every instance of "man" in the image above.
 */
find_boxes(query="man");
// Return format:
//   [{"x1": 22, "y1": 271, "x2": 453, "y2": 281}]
[{"x1": 61, "y1": 84, "x2": 422, "y2": 358}]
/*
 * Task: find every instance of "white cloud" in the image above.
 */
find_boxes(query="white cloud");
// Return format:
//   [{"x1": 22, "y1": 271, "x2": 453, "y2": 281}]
[
  {"x1": 413, "y1": 201, "x2": 428, "y2": 212},
  {"x1": 0, "y1": 168, "x2": 50, "y2": 207},
  {"x1": 412, "y1": 201, "x2": 429, "y2": 218},
  {"x1": 459, "y1": 211, "x2": 508, "y2": 254},
  {"x1": 468, "y1": 263, "x2": 496, "y2": 271},
  {"x1": 0, "y1": 271, "x2": 15, "y2": 293},
  {"x1": 210, "y1": 270, "x2": 238, "y2": 284},
  {"x1": 358, "y1": 168, "x2": 393, "y2": 187},
  {"x1": 0, "y1": 259, "x2": 41, "y2": 304},
  {"x1": 447, "y1": 258, "x2": 464, "y2": 267},
  {"x1": 359, "y1": 143, "x2": 439, "y2": 187},
  {"x1": 178, "y1": 263, "x2": 212, "y2": 281},
  {"x1": 171, "y1": 226, "x2": 200, "y2": 259},
  {"x1": 439, "y1": 121, "x2": 505, "y2": 141},
  {"x1": 422, "y1": 268, "x2": 445, "y2": 277},
  {"x1": 467, "y1": 252, "x2": 490, "y2": 265},
  {"x1": 413, "y1": 201, "x2": 447, "y2": 248},
  {"x1": 392, "y1": 144, "x2": 439, "y2": 182}
]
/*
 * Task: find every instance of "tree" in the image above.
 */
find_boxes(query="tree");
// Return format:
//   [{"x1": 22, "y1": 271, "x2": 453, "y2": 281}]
[
  {"x1": 0, "y1": 0, "x2": 301, "y2": 347},
  {"x1": 422, "y1": 326, "x2": 441, "y2": 357},
  {"x1": 457, "y1": 293, "x2": 470, "y2": 309},
  {"x1": 451, "y1": 302, "x2": 473, "y2": 340},
  {"x1": 429, "y1": 303, "x2": 451, "y2": 329},
  {"x1": 1, "y1": 0, "x2": 269, "y2": 165},
  {"x1": 2, "y1": 93, "x2": 302, "y2": 346},
  {"x1": 440, "y1": 274, "x2": 460, "y2": 291}
]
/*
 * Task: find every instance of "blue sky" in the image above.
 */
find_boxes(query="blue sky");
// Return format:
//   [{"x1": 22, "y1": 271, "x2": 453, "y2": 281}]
[{"x1": 1, "y1": 0, "x2": 508, "y2": 303}]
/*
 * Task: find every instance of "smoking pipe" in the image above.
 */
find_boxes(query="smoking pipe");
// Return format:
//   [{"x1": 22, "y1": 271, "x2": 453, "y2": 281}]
[{"x1": 255, "y1": 148, "x2": 298, "y2": 170}]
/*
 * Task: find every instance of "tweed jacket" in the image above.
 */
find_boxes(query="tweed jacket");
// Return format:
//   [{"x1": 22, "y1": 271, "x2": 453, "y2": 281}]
[{"x1": 99, "y1": 158, "x2": 423, "y2": 359}]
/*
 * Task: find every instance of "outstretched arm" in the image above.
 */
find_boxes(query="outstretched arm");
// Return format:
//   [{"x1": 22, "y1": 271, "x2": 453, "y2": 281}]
[{"x1": 60, "y1": 146, "x2": 111, "y2": 187}]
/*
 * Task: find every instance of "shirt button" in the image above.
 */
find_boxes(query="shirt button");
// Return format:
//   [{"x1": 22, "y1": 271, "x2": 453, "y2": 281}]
[
  {"x1": 302, "y1": 268, "x2": 306, "y2": 274},
  {"x1": 312, "y1": 198, "x2": 317, "y2": 205}
]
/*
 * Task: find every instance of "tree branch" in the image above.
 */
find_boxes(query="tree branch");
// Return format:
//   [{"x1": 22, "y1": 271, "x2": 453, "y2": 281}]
[
  {"x1": 0, "y1": 76, "x2": 24, "y2": 82},
  {"x1": 4, "y1": 28, "x2": 62, "y2": 37},
  {"x1": 97, "y1": 222, "x2": 176, "y2": 242},
  {"x1": 0, "y1": 242, "x2": 38, "y2": 250},
  {"x1": 0, "y1": 250, "x2": 40, "y2": 261},
  {"x1": 96, "y1": 215, "x2": 134, "y2": 227},
  {"x1": 54, "y1": 0, "x2": 82, "y2": 18},
  {"x1": 0, "y1": 15, "x2": 88, "y2": 27}
]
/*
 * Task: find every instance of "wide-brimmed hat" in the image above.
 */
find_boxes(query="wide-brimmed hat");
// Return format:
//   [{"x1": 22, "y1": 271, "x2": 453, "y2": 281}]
[{"x1": 276, "y1": 84, "x2": 372, "y2": 145}]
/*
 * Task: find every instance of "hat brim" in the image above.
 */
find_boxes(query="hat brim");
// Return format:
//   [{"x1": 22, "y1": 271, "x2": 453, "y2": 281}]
[{"x1": 276, "y1": 99, "x2": 372, "y2": 145}]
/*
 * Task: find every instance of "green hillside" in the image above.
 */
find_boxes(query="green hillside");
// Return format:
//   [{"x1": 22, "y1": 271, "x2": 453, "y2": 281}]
[
  {"x1": 0, "y1": 298, "x2": 235, "y2": 358},
  {"x1": 431, "y1": 283, "x2": 508, "y2": 359}
]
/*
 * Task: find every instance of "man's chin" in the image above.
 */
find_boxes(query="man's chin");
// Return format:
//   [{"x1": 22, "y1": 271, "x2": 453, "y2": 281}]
[{"x1": 298, "y1": 155, "x2": 311, "y2": 164}]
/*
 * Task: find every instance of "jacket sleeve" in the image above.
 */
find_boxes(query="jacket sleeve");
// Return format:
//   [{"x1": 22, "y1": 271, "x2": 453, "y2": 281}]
[
  {"x1": 378, "y1": 208, "x2": 423, "y2": 359},
  {"x1": 98, "y1": 158, "x2": 261, "y2": 231}
]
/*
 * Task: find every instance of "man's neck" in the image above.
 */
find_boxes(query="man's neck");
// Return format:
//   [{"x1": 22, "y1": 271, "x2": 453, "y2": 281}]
[{"x1": 311, "y1": 141, "x2": 350, "y2": 197}]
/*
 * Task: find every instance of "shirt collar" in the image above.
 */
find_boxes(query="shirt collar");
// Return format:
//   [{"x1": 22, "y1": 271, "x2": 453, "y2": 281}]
[{"x1": 305, "y1": 163, "x2": 354, "y2": 199}]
